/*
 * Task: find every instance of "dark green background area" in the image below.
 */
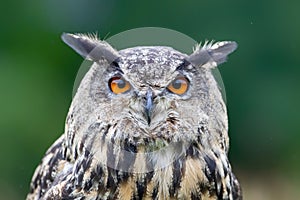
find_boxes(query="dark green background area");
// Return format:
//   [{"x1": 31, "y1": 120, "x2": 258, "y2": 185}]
[{"x1": 0, "y1": 0, "x2": 299, "y2": 199}]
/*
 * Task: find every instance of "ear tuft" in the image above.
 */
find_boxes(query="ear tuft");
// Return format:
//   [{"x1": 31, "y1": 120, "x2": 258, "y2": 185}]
[
  {"x1": 186, "y1": 41, "x2": 237, "y2": 69},
  {"x1": 61, "y1": 33, "x2": 120, "y2": 63}
]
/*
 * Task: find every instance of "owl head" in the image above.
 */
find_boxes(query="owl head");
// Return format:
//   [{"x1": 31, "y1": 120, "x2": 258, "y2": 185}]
[{"x1": 62, "y1": 33, "x2": 237, "y2": 169}]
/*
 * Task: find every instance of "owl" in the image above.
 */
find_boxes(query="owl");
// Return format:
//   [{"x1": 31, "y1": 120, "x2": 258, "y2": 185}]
[{"x1": 27, "y1": 33, "x2": 242, "y2": 200}]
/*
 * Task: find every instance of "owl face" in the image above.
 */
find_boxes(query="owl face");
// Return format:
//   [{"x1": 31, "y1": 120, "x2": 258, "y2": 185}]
[
  {"x1": 62, "y1": 33, "x2": 237, "y2": 151},
  {"x1": 107, "y1": 47, "x2": 191, "y2": 131},
  {"x1": 87, "y1": 46, "x2": 213, "y2": 144}
]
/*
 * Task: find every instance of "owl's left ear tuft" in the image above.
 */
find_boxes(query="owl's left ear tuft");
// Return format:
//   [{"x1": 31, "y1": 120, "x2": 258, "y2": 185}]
[
  {"x1": 186, "y1": 41, "x2": 237, "y2": 69},
  {"x1": 61, "y1": 33, "x2": 120, "y2": 63}
]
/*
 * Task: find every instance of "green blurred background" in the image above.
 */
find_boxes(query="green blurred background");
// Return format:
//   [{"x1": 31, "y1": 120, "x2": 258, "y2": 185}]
[{"x1": 1, "y1": 0, "x2": 299, "y2": 199}]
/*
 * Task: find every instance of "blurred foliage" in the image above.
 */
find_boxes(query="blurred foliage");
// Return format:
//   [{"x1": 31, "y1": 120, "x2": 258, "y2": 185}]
[{"x1": 0, "y1": 0, "x2": 299, "y2": 199}]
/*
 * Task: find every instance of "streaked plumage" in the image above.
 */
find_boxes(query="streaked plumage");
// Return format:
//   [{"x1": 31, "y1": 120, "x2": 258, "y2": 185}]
[{"x1": 27, "y1": 33, "x2": 242, "y2": 200}]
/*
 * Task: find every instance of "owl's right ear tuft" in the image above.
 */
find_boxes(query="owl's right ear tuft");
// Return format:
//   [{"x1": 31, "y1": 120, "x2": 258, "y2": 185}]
[{"x1": 61, "y1": 33, "x2": 120, "y2": 63}]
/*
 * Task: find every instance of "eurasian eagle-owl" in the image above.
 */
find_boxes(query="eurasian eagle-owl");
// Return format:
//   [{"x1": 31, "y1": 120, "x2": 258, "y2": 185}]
[{"x1": 27, "y1": 33, "x2": 242, "y2": 199}]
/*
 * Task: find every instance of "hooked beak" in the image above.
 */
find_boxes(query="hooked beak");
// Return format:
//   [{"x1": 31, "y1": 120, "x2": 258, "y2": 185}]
[{"x1": 145, "y1": 89, "x2": 154, "y2": 125}]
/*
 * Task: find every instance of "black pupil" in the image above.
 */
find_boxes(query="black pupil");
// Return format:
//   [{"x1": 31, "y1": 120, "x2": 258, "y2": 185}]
[
  {"x1": 117, "y1": 79, "x2": 126, "y2": 88},
  {"x1": 172, "y1": 79, "x2": 182, "y2": 89}
]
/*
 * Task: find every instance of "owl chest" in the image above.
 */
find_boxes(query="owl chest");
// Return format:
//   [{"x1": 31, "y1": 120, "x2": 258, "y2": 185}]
[
  {"x1": 101, "y1": 157, "x2": 216, "y2": 200},
  {"x1": 70, "y1": 131, "x2": 217, "y2": 199}
]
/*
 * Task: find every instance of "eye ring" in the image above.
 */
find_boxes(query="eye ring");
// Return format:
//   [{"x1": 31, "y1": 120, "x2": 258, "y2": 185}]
[
  {"x1": 109, "y1": 77, "x2": 131, "y2": 94},
  {"x1": 167, "y1": 77, "x2": 189, "y2": 95}
]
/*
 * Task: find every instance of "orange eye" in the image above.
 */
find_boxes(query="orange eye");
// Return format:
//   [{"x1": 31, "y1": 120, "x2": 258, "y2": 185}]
[
  {"x1": 167, "y1": 77, "x2": 189, "y2": 95},
  {"x1": 109, "y1": 77, "x2": 131, "y2": 94}
]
